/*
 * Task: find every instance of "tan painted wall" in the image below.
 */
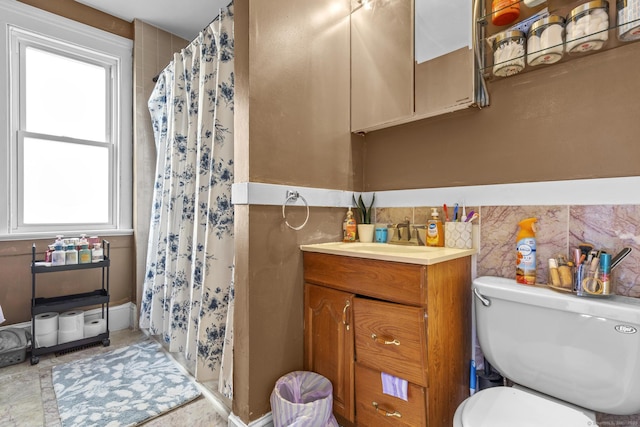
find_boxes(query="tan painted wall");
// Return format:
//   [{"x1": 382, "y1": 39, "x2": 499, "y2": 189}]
[
  {"x1": 363, "y1": 41, "x2": 640, "y2": 190},
  {"x1": 233, "y1": 0, "x2": 360, "y2": 422},
  {"x1": 132, "y1": 20, "x2": 189, "y2": 313},
  {"x1": 2, "y1": 3, "x2": 139, "y2": 328}
]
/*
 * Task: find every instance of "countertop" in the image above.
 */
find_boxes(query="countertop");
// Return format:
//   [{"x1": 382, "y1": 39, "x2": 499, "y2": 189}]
[{"x1": 300, "y1": 242, "x2": 476, "y2": 265}]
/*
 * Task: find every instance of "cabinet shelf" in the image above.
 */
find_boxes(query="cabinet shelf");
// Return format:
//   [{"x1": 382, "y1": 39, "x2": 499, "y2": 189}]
[
  {"x1": 31, "y1": 258, "x2": 110, "y2": 273},
  {"x1": 478, "y1": 0, "x2": 640, "y2": 80},
  {"x1": 31, "y1": 333, "x2": 110, "y2": 357},
  {"x1": 32, "y1": 289, "x2": 109, "y2": 315}
]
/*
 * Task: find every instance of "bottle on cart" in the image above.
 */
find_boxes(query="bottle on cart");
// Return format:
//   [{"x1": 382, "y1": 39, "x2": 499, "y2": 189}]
[
  {"x1": 65, "y1": 244, "x2": 78, "y2": 265},
  {"x1": 92, "y1": 243, "x2": 104, "y2": 263},
  {"x1": 79, "y1": 243, "x2": 91, "y2": 264},
  {"x1": 51, "y1": 243, "x2": 66, "y2": 266}
]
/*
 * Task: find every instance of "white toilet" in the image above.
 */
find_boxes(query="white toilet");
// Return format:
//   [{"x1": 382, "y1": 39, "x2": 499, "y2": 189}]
[{"x1": 454, "y1": 276, "x2": 640, "y2": 427}]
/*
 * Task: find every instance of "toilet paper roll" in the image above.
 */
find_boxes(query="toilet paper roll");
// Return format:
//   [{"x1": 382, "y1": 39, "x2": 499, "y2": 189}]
[
  {"x1": 58, "y1": 328, "x2": 84, "y2": 344},
  {"x1": 83, "y1": 318, "x2": 107, "y2": 338},
  {"x1": 34, "y1": 312, "x2": 59, "y2": 335},
  {"x1": 58, "y1": 310, "x2": 84, "y2": 332},
  {"x1": 35, "y1": 331, "x2": 58, "y2": 348}
]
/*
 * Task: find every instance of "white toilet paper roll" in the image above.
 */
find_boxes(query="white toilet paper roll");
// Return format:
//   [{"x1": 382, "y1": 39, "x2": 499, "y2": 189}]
[
  {"x1": 58, "y1": 310, "x2": 84, "y2": 332},
  {"x1": 35, "y1": 331, "x2": 58, "y2": 348},
  {"x1": 34, "y1": 312, "x2": 59, "y2": 335},
  {"x1": 58, "y1": 328, "x2": 84, "y2": 344},
  {"x1": 83, "y1": 318, "x2": 107, "y2": 338}
]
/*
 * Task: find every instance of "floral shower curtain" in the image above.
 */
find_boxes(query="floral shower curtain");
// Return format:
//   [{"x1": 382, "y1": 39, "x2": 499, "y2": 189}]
[{"x1": 140, "y1": 4, "x2": 234, "y2": 398}]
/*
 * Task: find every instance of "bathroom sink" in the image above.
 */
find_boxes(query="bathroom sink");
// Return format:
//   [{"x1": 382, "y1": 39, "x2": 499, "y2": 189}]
[{"x1": 300, "y1": 242, "x2": 476, "y2": 265}]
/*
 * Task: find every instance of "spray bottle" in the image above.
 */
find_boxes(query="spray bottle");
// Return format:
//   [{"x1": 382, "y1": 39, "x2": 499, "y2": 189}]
[{"x1": 516, "y1": 217, "x2": 537, "y2": 285}]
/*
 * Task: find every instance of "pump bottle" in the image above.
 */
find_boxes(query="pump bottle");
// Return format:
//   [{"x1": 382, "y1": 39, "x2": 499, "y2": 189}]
[
  {"x1": 516, "y1": 217, "x2": 537, "y2": 285},
  {"x1": 426, "y1": 208, "x2": 444, "y2": 247},
  {"x1": 343, "y1": 208, "x2": 357, "y2": 243}
]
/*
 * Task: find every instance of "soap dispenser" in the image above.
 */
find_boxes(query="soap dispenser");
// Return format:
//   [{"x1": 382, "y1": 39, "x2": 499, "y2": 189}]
[
  {"x1": 343, "y1": 208, "x2": 357, "y2": 243},
  {"x1": 426, "y1": 208, "x2": 444, "y2": 247}
]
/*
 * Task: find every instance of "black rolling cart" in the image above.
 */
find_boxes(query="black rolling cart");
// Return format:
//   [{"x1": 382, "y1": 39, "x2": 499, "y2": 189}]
[{"x1": 30, "y1": 240, "x2": 111, "y2": 365}]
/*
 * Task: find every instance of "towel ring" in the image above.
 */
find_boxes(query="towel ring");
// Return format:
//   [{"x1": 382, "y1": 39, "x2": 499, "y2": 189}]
[{"x1": 282, "y1": 191, "x2": 309, "y2": 231}]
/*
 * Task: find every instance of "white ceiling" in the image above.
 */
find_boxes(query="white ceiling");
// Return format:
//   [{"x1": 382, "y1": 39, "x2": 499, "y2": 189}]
[{"x1": 75, "y1": 0, "x2": 231, "y2": 41}]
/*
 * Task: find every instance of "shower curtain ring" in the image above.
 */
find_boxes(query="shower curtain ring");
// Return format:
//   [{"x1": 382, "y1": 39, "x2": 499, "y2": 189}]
[{"x1": 283, "y1": 190, "x2": 309, "y2": 231}]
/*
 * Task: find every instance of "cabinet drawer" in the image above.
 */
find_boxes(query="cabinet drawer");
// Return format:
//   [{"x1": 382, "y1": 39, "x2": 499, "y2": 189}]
[
  {"x1": 355, "y1": 363, "x2": 426, "y2": 427},
  {"x1": 303, "y1": 252, "x2": 426, "y2": 306},
  {"x1": 354, "y1": 298, "x2": 427, "y2": 386}
]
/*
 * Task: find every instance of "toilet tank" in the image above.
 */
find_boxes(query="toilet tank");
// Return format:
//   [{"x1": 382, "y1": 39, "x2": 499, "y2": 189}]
[{"x1": 473, "y1": 276, "x2": 640, "y2": 415}]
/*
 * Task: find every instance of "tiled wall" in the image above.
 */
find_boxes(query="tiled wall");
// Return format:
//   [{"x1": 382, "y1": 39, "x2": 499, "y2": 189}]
[
  {"x1": 376, "y1": 204, "x2": 640, "y2": 425},
  {"x1": 375, "y1": 204, "x2": 640, "y2": 297}
]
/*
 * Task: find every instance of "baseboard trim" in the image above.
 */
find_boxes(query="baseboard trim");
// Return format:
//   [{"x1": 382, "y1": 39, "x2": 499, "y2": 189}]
[
  {"x1": 228, "y1": 412, "x2": 273, "y2": 427},
  {"x1": 0, "y1": 302, "x2": 135, "y2": 333}
]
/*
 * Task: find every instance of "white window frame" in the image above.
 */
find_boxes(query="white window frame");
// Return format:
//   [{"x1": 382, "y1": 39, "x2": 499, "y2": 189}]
[{"x1": 0, "y1": 0, "x2": 132, "y2": 240}]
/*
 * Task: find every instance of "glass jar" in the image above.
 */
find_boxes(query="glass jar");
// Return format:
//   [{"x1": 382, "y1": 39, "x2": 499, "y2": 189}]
[
  {"x1": 617, "y1": 0, "x2": 640, "y2": 41},
  {"x1": 565, "y1": 0, "x2": 610, "y2": 53},
  {"x1": 527, "y1": 15, "x2": 565, "y2": 66},
  {"x1": 492, "y1": 30, "x2": 526, "y2": 77},
  {"x1": 492, "y1": 0, "x2": 520, "y2": 26}
]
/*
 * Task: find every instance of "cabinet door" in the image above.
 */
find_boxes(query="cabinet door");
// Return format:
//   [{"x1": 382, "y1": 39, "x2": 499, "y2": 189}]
[
  {"x1": 351, "y1": 0, "x2": 414, "y2": 132},
  {"x1": 304, "y1": 283, "x2": 355, "y2": 423}
]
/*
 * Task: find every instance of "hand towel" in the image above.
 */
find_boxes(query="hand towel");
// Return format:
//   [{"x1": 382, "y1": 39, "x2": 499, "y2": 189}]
[{"x1": 381, "y1": 372, "x2": 408, "y2": 401}]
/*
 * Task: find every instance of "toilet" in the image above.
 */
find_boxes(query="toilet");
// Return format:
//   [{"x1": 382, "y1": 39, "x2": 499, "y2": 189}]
[{"x1": 454, "y1": 276, "x2": 640, "y2": 427}]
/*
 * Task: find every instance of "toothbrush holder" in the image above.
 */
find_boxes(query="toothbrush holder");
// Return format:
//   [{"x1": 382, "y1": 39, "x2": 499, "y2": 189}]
[{"x1": 445, "y1": 222, "x2": 473, "y2": 249}]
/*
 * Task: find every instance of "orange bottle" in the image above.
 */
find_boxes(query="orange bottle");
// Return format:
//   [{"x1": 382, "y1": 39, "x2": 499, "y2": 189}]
[{"x1": 492, "y1": 0, "x2": 520, "y2": 26}]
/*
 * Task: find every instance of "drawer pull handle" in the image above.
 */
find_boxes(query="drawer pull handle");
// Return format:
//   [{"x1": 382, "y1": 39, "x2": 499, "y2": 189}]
[
  {"x1": 371, "y1": 333, "x2": 400, "y2": 346},
  {"x1": 342, "y1": 300, "x2": 350, "y2": 331},
  {"x1": 372, "y1": 401, "x2": 402, "y2": 418}
]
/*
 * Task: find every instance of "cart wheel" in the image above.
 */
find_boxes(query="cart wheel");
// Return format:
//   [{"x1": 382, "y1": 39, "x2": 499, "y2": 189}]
[
  {"x1": 31, "y1": 356, "x2": 39, "y2": 365},
  {"x1": 103, "y1": 338, "x2": 110, "y2": 347}
]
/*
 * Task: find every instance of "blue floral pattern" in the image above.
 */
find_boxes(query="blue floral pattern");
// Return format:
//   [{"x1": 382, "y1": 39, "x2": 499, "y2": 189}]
[
  {"x1": 140, "y1": 4, "x2": 234, "y2": 398},
  {"x1": 52, "y1": 341, "x2": 201, "y2": 427}
]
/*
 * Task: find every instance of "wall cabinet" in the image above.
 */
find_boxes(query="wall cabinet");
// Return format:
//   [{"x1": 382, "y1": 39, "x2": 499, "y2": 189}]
[
  {"x1": 351, "y1": 0, "x2": 485, "y2": 133},
  {"x1": 303, "y1": 251, "x2": 471, "y2": 426}
]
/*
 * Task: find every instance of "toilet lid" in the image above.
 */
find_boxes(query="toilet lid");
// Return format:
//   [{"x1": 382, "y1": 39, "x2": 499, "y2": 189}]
[{"x1": 460, "y1": 387, "x2": 594, "y2": 427}]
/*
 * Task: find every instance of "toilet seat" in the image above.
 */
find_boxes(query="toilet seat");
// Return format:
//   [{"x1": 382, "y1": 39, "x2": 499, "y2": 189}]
[{"x1": 454, "y1": 387, "x2": 596, "y2": 427}]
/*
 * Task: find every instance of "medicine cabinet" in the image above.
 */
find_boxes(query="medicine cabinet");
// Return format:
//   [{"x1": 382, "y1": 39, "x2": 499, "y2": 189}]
[
  {"x1": 480, "y1": 0, "x2": 640, "y2": 81},
  {"x1": 350, "y1": 0, "x2": 489, "y2": 134}
]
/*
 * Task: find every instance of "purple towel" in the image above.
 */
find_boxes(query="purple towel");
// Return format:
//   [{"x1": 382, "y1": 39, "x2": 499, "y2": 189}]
[{"x1": 381, "y1": 372, "x2": 408, "y2": 401}]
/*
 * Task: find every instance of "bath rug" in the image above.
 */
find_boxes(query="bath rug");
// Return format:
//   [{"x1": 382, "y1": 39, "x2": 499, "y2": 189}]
[{"x1": 52, "y1": 340, "x2": 201, "y2": 427}]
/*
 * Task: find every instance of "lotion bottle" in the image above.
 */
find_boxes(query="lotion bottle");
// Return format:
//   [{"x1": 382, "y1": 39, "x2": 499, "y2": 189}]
[
  {"x1": 516, "y1": 217, "x2": 537, "y2": 285},
  {"x1": 426, "y1": 208, "x2": 444, "y2": 247}
]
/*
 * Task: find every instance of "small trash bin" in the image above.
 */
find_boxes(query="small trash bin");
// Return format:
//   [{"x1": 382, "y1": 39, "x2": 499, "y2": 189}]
[{"x1": 270, "y1": 371, "x2": 339, "y2": 427}]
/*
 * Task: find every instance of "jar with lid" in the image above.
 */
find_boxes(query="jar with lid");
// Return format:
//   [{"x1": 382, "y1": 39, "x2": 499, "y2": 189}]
[
  {"x1": 527, "y1": 15, "x2": 565, "y2": 66},
  {"x1": 565, "y1": 0, "x2": 610, "y2": 53},
  {"x1": 617, "y1": 0, "x2": 640, "y2": 41},
  {"x1": 492, "y1": 30, "x2": 526, "y2": 77},
  {"x1": 492, "y1": 0, "x2": 520, "y2": 26}
]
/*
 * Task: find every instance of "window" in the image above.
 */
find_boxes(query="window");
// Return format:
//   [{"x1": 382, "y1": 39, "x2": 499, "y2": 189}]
[{"x1": 0, "y1": 1, "x2": 132, "y2": 238}]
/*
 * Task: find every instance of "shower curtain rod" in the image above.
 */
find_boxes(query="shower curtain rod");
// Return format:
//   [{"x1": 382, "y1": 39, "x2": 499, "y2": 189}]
[{"x1": 151, "y1": 1, "x2": 232, "y2": 83}]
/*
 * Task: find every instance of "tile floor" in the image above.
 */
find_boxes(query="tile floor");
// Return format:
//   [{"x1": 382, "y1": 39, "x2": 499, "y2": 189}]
[{"x1": 0, "y1": 328, "x2": 229, "y2": 426}]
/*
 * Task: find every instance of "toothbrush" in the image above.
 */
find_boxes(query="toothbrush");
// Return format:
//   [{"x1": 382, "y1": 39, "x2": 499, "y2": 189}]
[
  {"x1": 443, "y1": 204, "x2": 449, "y2": 222},
  {"x1": 461, "y1": 204, "x2": 467, "y2": 222}
]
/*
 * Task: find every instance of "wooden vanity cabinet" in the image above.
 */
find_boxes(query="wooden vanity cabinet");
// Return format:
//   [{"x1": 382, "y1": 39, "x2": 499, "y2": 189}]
[{"x1": 303, "y1": 252, "x2": 471, "y2": 426}]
